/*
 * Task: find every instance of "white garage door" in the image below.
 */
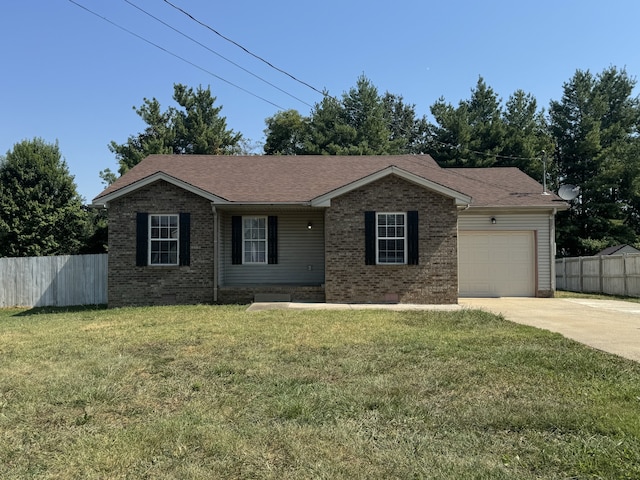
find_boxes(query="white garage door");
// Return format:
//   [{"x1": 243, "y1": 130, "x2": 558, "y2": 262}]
[{"x1": 459, "y1": 231, "x2": 535, "y2": 297}]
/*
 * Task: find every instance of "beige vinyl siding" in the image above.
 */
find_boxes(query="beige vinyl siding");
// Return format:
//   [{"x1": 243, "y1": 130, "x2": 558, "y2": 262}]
[
  {"x1": 220, "y1": 209, "x2": 325, "y2": 286},
  {"x1": 458, "y1": 212, "x2": 554, "y2": 294}
]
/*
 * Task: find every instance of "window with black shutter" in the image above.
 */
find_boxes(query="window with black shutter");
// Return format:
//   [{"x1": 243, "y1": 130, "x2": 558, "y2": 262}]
[
  {"x1": 232, "y1": 215, "x2": 278, "y2": 265},
  {"x1": 364, "y1": 210, "x2": 419, "y2": 265},
  {"x1": 136, "y1": 212, "x2": 190, "y2": 266}
]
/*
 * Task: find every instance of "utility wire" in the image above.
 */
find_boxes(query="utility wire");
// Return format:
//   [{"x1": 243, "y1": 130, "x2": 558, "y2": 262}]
[
  {"x1": 162, "y1": 0, "x2": 327, "y2": 97},
  {"x1": 70, "y1": 0, "x2": 545, "y2": 164},
  {"x1": 428, "y1": 138, "x2": 545, "y2": 163},
  {"x1": 68, "y1": 0, "x2": 286, "y2": 110},
  {"x1": 122, "y1": 0, "x2": 314, "y2": 108}
]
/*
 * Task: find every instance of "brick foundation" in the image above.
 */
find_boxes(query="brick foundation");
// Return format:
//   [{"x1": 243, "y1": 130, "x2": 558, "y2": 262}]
[{"x1": 217, "y1": 285, "x2": 325, "y2": 304}]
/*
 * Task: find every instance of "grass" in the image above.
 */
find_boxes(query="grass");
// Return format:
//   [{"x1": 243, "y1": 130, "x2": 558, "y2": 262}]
[
  {"x1": 1, "y1": 305, "x2": 640, "y2": 479},
  {"x1": 556, "y1": 289, "x2": 640, "y2": 303}
]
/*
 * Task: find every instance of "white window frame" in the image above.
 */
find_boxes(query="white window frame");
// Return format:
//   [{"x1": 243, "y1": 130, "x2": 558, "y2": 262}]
[
  {"x1": 242, "y1": 216, "x2": 268, "y2": 264},
  {"x1": 376, "y1": 212, "x2": 407, "y2": 265},
  {"x1": 149, "y1": 214, "x2": 179, "y2": 266}
]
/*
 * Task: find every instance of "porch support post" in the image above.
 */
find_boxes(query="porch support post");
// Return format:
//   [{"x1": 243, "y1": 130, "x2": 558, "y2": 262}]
[{"x1": 212, "y1": 204, "x2": 219, "y2": 303}]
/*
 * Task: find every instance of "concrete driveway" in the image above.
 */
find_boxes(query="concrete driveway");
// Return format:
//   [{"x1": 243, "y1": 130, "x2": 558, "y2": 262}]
[{"x1": 459, "y1": 297, "x2": 640, "y2": 363}]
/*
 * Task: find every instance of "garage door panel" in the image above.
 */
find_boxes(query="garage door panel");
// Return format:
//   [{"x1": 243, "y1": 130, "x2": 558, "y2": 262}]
[{"x1": 459, "y1": 231, "x2": 534, "y2": 297}]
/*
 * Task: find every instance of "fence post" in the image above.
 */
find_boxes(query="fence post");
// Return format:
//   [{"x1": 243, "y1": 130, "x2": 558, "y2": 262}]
[
  {"x1": 624, "y1": 253, "x2": 628, "y2": 297},
  {"x1": 599, "y1": 255, "x2": 604, "y2": 294}
]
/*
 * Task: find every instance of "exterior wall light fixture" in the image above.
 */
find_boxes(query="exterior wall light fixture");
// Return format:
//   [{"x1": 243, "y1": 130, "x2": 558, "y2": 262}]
[
  {"x1": 491, "y1": 217, "x2": 497, "y2": 224},
  {"x1": 307, "y1": 221, "x2": 313, "y2": 230}
]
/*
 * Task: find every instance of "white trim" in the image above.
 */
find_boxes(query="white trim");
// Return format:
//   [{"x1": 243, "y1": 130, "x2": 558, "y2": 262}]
[
  {"x1": 242, "y1": 216, "x2": 268, "y2": 265},
  {"x1": 460, "y1": 205, "x2": 569, "y2": 214},
  {"x1": 148, "y1": 214, "x2": 179, "y2": 266},
  {"x1": 310, "y1": 166, "x2": 472, "y2": 207},
  {"x1": 93, "y1": 172, "x2": 230, "y2": 206},
  {"x1": 376, "y1": 212, "x2": 407, "y2": 265}
]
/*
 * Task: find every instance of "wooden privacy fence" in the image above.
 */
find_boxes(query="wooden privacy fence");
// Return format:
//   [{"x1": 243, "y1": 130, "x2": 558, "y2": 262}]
[
  {"x1": 0, "y1": 254, "x2": 107, "y2": 307},
  {"x1": 555, "y1": 254, "x2": 640, "y2": 297}
]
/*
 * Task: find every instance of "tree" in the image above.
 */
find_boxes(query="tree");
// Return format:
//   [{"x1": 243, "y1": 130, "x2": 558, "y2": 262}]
[
  {"x1": 304, "y1": 93, "x2": 357, "y2": 154},
  {"x1": 0, "y1": 138, "x2": 90, "y2": 257},
  {"x1": 382, "y1": 92, "x2": 431, "y2": 154},
  {"x1": 263, "y1": 109, "x2": 309, "y2": 155},
  {"x1": 549, "y1": 67, "x2": 640, "y2": 256},
  {"x1": 337, "y1": 76, "x2": 390, "y2": 154},
  {"x1": 428, "y1": 77, "x2": 507, "y2": 168},
  {"x1": 107, "y1": 84, "x2": 243, "y2": 177},
  {"x1": 502, "y1": 90, "x2": 554, "y2": 181},
  {"x1": 427, "y1": 77, "x2": 553, "y2": 179},
  {"x1": 263, "y1": 75, "x2": 430, "y2": 156}
]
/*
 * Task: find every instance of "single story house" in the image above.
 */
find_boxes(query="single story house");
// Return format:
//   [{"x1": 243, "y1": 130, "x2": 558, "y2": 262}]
[{"x1": 92, "y1": 154, "x2": 568, "y2": 307}]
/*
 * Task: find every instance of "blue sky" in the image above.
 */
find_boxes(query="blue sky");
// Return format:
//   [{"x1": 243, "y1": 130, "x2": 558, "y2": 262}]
[{"x1": 2, "y1": 0, "x2": 639, "y2": 202}]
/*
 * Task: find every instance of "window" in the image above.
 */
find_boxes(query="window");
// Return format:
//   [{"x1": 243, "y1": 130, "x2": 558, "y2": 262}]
[
  {"x1": 136, "y1": 212, "x2": 190, "y2": 267},
  {"x1": 231, "y1": 215, "x2": 278, "y2": 265},
  {"x1": 149, "y1": 214, "x2": 179, "y2": 265},
  {"x1": 376, "y1": 213, "x2": 407, "y2": 264},
  {"x1": 243, "y1": 216, "x2": 267, "y2": 264},
  {"x1": 365, "y1": 211, "x2": 418, "y2": 266}
]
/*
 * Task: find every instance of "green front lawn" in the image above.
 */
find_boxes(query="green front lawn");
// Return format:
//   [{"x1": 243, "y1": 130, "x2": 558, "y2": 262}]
[{"x1": 1, "y1": 305, "x2": 639, "y2": 479}]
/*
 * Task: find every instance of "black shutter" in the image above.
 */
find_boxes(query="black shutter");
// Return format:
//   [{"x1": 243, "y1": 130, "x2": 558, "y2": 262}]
[
  {"x1": 364, "y1": 211, "x2": 376, "y2": 265},
  {"x1": 407, "y1": 210, "x2": 419, "y2": 265},
  {"x1": 231, "y1": 216, "x2": 242, "y2": 265},
  {"x1": 179, "y1": 213, "x2": 191, "y2": 266},
  {"x1": 136, "y1": 212, "x2": 148, "y2": 267},
  {"x1": 268, "y1": 216, "x2": 278, "y2": 264}
]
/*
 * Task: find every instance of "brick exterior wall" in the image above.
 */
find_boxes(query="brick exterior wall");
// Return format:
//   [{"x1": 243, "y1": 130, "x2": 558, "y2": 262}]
[
  {"x1": 324, "y1": 175, "x2": 459, "y2": 304},
  {"x1": 107, "y1": 181, "x2": 214, "y2": 307},
  {"x1": 108, "y1": 175, "x2": 458, "y2": 307}
]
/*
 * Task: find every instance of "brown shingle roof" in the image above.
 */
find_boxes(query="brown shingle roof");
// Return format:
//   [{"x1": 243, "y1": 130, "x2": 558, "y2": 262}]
[{"x1": 93, "y1": 154, "x2": 566, "y2": 209}]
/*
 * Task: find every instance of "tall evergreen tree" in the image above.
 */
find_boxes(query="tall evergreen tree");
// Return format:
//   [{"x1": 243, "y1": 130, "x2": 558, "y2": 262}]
[
  {"x1": 549, "y1": 67, "x2": 640, "y2": 255},
  {"x1": 106, "y1": 84, "x2": 242, "y2": 178},
  {"x1": 0, "y1": 138, "x2": 89, "y2": 257},
  {"x1": 263, "y1": 75, "x2": 430, "y2": 156},
  {"x1": 502, "y1": 90, "x2": 554, "y2": 181},
  {"x1": 382, "y1": 92, "x2": 430, "y2": 154},
  {"x1": 428, "y1": 77, "x2": 506, "y2": 168},
  {"x1": 427, "y1": 77, "x2": 552, "y2": 178}
]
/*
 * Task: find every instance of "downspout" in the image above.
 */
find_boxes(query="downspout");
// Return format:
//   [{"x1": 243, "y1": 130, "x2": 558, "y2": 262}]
[
  {"x1": 211, "y1": 204, "x2": 218, "y2": 303},
  {"x1": 550, "y1": 208, "x2": 557, "y2": 295}
]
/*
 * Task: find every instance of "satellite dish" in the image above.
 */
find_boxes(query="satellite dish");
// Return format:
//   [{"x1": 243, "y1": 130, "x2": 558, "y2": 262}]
[{"x1": 558, "y1": 184, "x2": 580, "y2": 201}]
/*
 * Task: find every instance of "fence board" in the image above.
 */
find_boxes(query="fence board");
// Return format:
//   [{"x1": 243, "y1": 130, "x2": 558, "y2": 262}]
[
  {"x1": 556, "y1": 253, "x2": 640, "y2": 298},
  {"x1": 0, "y1": 254, "x2": 107, "y2": 307}
]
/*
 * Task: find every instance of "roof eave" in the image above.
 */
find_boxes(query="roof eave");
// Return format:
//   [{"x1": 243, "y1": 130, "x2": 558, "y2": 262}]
[
  {"x1": 91, "y1": 171, "x2": 229, "y2": 207},
  {"x1": 462, "y1": 203, "x2": 570, "y2": 213}
]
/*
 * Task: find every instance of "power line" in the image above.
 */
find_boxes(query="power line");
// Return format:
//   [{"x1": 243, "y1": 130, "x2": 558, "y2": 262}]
[
  {"x1": 68, "y1": 0, "x2": 287, "y2": 111},
  {"x1": 122, "y1": 0, "x2": 314, "y2": 109},
  {"x1": 162, "y1": 0, "x2": 327, "y2": 98},
  {"x1": 428, "y1": 138, "x2": 545, "y2": 163},
  {"x1": 69, "y1": 0, "x2": 548, "y2": 163}
]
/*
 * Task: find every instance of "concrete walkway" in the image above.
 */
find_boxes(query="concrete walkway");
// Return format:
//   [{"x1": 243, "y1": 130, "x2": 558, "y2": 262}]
[
  {"x1": 249, "y1": 298, "x2": 640, "y2": 362},
  {"x1": 247, "y1": 302, "x2": 462, "y2": 312},
  {"x1": 459, "y1": 297, "x2": 640, "y2": 363}
]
